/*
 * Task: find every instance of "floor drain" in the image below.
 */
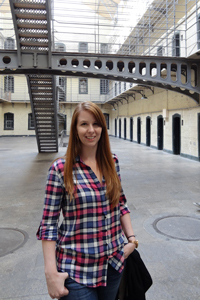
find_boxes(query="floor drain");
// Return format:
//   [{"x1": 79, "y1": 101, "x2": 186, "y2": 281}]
[
  {"x1": 0, "y1": 228, "x2": 28, "y2": 257},
  {"x1": 153, "y1": 215, "x2": 200, "y2": 241}
]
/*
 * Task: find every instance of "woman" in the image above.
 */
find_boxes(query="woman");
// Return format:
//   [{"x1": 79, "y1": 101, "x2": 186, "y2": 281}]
[{"x1": 37, "y1": 101, "x2": 137, "y2": 300}]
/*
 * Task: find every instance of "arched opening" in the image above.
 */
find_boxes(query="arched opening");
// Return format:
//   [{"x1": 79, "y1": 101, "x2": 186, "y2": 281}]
[
  {"x1": 124, "y1": 118, "x2": 126, "y2": 140},
  {"x1": 172, "y1": 114, "x2": 181, "y2": 155},
  {"x1": 146, "y1": 116, "x2": 151, "y2": 146},
  {"x1": 115, "y1": 118, "x2": 117, "y2": 137},
  {"x1": 137, "y1": 117, "x2": 141, "y2": 144},
  {"x1": 119, "y1": 118, "x2": 121, "y2": 138},
  {"x1": 157, "y1": 115, "x2": 164, "y2": 150},
  {"x1": 198, "y1": 113, "x2": 200, "y2": 162},
  {"x1": 130, "y1": 117, "x2": 133, "y2": 141}
]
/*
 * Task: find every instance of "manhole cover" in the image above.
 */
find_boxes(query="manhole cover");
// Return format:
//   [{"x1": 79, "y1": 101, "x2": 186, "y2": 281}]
[
  {"x1": 0, "y1": 228, "x2": 28, "y2": 257},
  {"x1": 153, "y1": 215, "x2": 200, "y2": 241}
]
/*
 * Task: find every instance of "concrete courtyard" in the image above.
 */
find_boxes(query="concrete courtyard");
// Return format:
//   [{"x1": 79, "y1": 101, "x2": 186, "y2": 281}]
[{"x1": 0, "y1": 136, "x2": 200, "y2": 300}]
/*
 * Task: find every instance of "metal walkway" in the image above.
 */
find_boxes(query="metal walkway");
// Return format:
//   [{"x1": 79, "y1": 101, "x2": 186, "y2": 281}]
[{"x1": 8, "y1": 0, "x2": 58, "y2": 152}]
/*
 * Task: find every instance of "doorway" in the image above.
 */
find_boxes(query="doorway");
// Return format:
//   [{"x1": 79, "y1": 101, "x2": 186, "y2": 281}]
[
  {"x1": 157, "y1": 115, "x2": 164, "y2": 150},
  {"x1": 137, "y1": 117, "x2": 141, "y2": 144},
  {"x1": 124, "y1": 118, "x2": 127, "y2": 140},
  {"x1": 198, "y1": 113, "x2": 200, "y2": 161},
  {"x1": 172, "y1": 114, "x2": 181, "y2": 155},
  {"x1": 119, "y1": 118, "x2": 121, "y2": 138},
  {"x1": 115, "y1": 118, "x2": 117, "y2": 137},
  {"x1": 130, "y1": 117, "x2": 133, "y2": 141},
  {"x1": 146, "y1": 116, "x2": 151, "y2": 146}
]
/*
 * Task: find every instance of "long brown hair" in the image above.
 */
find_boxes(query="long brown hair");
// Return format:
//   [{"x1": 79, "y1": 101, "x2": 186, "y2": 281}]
[{"x1": 64, "y1": 101, "x2": 121, "y2": 207}]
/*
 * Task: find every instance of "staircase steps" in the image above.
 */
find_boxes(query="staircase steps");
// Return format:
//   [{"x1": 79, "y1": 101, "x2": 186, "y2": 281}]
[{"x1": 9, "y1": 0, "x2": 58, "y2": 153}]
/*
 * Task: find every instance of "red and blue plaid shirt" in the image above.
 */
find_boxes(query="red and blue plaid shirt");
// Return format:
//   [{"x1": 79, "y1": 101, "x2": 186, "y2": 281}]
[{"x1": 36, "y1": 154, "x2": 130, "y2": 287}]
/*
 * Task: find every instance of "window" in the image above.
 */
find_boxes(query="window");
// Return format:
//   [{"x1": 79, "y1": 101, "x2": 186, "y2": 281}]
[
  {"x1": 124, "y1": 82, "x2": 126, "y2": 91},
  {"x1": 103, "y1": 113, "x2": 109, "y2": 129},
  {"x1": 172, "y1": 32, "x2": 180, "y2": 57},
  {"x1": 4, "y1": 76, "x2": 14, "y2": 93},
  {"x1": 4, "y1": 113, "x2": 14, "y2": 130},
  {"x1": 129, "y1": 45, "x2": 136, "y2": 54},
  {"x1": 79, "y1": 42, "x2": 88, "y2": 53},
  {"x1": 157, "y1": 46, "x2": 163, "y2": 56},
  {"x1": 119, "y1": 82, "x2": 121, "y2": 94},
  {"x1": 59, "y1": 77, "x2": 66, "y2": 88},
  {"x1": 197, "y1": 14, "x2": 200, "y2": 49},
  {"x1": 100, "y1": 43, "x2": 108, "y2": 54},
  {"x1": 55, "y1": 43, "x2": 66, "y2": 52},
  {"x1": 115, "y1": 83, "x2": 117, "y2": 96},
  {"x1": 100, "y1": 79, "x2": 109, "y2": 94},
  {"x1": 28, "y1": 113, "x2": 35, "y2": 130},
  {"x1": 79, "y1": 78, "x2": 88, "y2": 94},
  {"x1": 4, "y1": 37, "x2": 15, "y2": 50},
  {"x1": 58, "y1": 77, "x2": 66, "y2": 101}
]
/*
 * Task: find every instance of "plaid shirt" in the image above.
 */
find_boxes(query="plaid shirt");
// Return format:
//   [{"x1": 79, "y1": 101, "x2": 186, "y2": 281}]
[{"x1": 36, "y1": 154, "x2": 130, "y2": 287}]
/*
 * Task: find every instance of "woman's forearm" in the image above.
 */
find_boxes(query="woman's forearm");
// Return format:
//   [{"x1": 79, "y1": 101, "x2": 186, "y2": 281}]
[
  {"x1": 42, "y1": 240, "x2": 57, "y2": 274},
  {"x1": 120, "y1": 213, "x2": 135, "y2": 239},
  {"x1": 42, "y1": 240, "x2": 69, "y2": 299}
]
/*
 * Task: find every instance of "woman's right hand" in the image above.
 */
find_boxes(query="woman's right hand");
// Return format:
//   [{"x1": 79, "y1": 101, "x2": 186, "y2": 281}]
[{"x1": 45, "y1": 271, "x2": 69, "y2": 299}]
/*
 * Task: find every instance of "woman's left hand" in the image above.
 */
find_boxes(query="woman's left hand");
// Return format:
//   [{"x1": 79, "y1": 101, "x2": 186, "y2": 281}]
[{"x1": 124, "y1": 242, "x2": 136, "y2": 259}]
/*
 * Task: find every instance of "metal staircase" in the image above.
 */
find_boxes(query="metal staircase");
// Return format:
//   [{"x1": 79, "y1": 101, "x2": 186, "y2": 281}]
[
  {"x1": 9, "y1": 0, "x2": 58, "y2": 152},
  {"x1": 27, "y1": 74, "x2": 58, "y2": 153}
]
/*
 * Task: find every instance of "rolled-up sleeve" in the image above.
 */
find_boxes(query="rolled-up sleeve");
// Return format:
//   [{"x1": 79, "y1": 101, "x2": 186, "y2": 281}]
[
  {"x1": 36, "y1": 159, "x2": 65, "y2": 241},
  {"x1": 113, "y1": 154, "x2": 130, "y2": 216}
]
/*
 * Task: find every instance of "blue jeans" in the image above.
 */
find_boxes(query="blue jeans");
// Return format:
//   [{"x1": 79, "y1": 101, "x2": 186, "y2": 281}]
[{"x1": 60, "y1": 264, "x2": 122, "y2": 300}]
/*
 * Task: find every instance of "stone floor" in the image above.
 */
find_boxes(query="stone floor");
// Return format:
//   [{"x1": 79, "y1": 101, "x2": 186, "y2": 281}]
[{"x1": 0, "y1": 136, "x2": 200, "y2": 300}]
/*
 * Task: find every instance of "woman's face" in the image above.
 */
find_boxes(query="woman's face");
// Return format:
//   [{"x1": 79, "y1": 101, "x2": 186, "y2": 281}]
[{"x1": 76, "y1": 110, "x2": 102, "y2": 151}]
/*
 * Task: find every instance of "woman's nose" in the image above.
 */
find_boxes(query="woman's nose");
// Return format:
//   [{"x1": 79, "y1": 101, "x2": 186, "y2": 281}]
[{"x1": 88, "y1": 124, "x2": 94, "y2": 132}]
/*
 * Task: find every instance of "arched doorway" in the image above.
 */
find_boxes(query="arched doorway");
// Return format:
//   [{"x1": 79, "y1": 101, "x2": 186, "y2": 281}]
[
  {"x1": 146, "y1": 116, "x2": 151, "y2": 146},
  {"x1": 172, "y1": 114, "x2": 181, "y2": 155},
  {"x1": 115, "y1": 118, "x2": 117, "y2": 137},
  {"x1": 124, "y1": 118, "x2": 127, "y2": 140},
  {"x1": 137, "y1": 117, "x2": 141, "y2": 144},
  {"x1": 157, "y1": 115, "x2": 164, "y2": 150},
  {"x1": 130, "y1": 117, "x2": 133, "y2": 141},
  {"x1": 119, "y1": 118, "x2": 121, "y2": 138},
  {"x1": 198, "y1": 113, "x2": 200, "y2": 162}
]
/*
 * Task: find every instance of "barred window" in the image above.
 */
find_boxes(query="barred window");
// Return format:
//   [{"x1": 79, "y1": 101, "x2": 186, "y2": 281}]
[
  {"x1": 4, "y1": 113, "x2": 14, "y2": 130},
  {"x1": 4, "y1": 37, "x2": 15, "y2": 50},
  {"x1": 197, "y1": 14, "x2": 200, "y2": 49},
  {"x1": 79, "y1": 78, "x2": 88, "y2": 94},
  {"x1": 100, "y1": 43, "x2": 108, "y2": 54},
  {"x1": 4, "y1": 76, "x2": 14, "y2": 93},
  {"x1": 115, "y1": 83, "x2": 117, "y2": 96},
  {"x1": 157, "y1": 46, "x2": 163, "y2": 56},
  {"x1": 28, "y1": 113, "x2": 35, "y2": 130},
  {"x1": 58, "y1": 77, "x2": 66, "y2": 101},
  {"x1": 119, "y1": 82, "x2": 121, "y2": 94},
  {"x1": 55, "y1": 43, "x2": 66, "y2": 52},
  {"x1": 172, "y1": 32, "x2": 180, "y2": 57},
  {"x1": 79, "y1": 42, "x2": 88, "y2": 53},
  {"x1": 100, "y1": 79, "x2": 109, "y2": 94},
  {"x1": 103, "y1": 113, "x2": 109, "y2": 129},
  {"x1": 59, "y1": 77, "x2": 66, "y2": 88}
]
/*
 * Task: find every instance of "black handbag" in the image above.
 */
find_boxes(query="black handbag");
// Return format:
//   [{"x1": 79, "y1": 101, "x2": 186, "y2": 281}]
[{"x1": 116, "y1": 249, "x2": 153, "y2": 300}]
